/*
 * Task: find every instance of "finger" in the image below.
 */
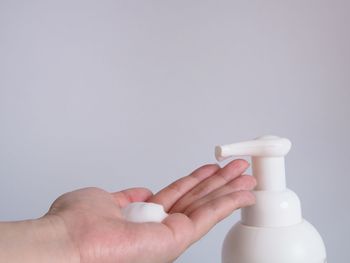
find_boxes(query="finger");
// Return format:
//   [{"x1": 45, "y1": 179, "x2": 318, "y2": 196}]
[
  {"x1": 187, "y1": 190, "x2": 255, "y2": 241},
  {"x1": 170, "y1": 159, "x2": 249, "y2": 213},
  {"x1": 111, "y1": 187, "x2": 153, "y2": 207},
  {"x1": 183, "y1": 175, "x2": 256, "y2": 215},
  {"x1": 148, "y1": 164, "x2": 220, "y2": 211}
]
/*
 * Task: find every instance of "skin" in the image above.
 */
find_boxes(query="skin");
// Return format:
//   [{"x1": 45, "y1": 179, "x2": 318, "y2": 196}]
[{"x1": 0, "y1": 159, "x2": 256, "y2": 263}]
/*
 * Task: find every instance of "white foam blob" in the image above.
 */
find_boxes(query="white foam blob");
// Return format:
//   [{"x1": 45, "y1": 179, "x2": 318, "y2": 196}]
[{"x1": 121, "y1": 202, "x2": 169, "y2": 223}]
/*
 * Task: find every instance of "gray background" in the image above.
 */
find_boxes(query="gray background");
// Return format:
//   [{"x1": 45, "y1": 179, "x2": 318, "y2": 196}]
[{"x1": 0, "y1": 0, "x2": 349, "y2": 262}]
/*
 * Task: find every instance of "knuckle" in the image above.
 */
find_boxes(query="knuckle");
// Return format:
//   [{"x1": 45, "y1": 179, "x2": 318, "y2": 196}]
[{"x1": 167, "y1": 181, "x2": 184, "y2": 196}]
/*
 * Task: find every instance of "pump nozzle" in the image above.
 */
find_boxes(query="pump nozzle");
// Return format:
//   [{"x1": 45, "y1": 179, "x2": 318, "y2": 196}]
[
  {"x1": 215, "y1": 135, "x2": 291, "y2": 161},
  {"x1": 215, "y1": 136, "x2": 292, "y2": 191}
]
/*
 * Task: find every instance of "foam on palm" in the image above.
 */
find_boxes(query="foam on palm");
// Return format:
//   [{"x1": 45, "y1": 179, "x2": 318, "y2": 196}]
[{"x1": 121, "y1": 202, "x2": 169, "y2": 223}]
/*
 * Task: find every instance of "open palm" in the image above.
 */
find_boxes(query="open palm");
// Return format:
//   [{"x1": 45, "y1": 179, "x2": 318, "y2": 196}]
[{"x1": 47, "y1": 160, "x2": 256, "y2": 263}]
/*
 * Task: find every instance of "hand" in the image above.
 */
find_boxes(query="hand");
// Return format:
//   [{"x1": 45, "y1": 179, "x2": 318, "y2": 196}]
[{"x1": 0, "y1": 159, "x2": 256, "y2": 263}]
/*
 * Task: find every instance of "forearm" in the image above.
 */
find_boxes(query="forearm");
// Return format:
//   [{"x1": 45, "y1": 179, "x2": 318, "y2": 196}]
[{"x1": 0, "y1": 216, "x2": 79, "y2": 263}]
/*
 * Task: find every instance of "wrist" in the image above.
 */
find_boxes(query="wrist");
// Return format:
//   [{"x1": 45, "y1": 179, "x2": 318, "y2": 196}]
[
  {"x1": 0, "y1": 215, "x2": 80, "y2": 263},
  {"x1": 35, "y1": 215, "x2": 80, "y2": 263}
]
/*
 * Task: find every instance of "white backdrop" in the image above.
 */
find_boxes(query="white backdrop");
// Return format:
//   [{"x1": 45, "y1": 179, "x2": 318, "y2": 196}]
[{"x1": 0, "y1": 0, "x2": 349, "y2": 262}]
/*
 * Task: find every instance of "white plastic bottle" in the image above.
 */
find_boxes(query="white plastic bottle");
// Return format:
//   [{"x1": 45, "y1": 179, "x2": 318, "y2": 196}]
[{"x1": 216, "y1": 136, "x2": 327, "y2": 263}]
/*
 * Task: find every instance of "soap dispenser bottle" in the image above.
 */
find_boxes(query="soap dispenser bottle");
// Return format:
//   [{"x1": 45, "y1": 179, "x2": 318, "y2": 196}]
[{"x1": 216, "y1": 136, "x2": 326, "y2": 263}]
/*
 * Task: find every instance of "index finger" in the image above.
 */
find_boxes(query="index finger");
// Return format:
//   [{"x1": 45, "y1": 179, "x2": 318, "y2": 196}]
[{"x1": 148, "y1": 164, "x2": 219, "y2": 211}]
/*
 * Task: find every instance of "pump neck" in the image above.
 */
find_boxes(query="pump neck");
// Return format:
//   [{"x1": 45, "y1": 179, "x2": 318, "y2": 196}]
[{"x1": 252, "y1": 156, "x2": 286, "y2": 191}]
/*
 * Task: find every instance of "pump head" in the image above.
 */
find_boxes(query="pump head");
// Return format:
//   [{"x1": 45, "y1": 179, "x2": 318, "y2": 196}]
[
  {"x1": 215, "y1": 135, "x2": 291, "y2": 191},
  {"x1": 215, "y1": 135, "x2": 291, "y2": 160}
]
